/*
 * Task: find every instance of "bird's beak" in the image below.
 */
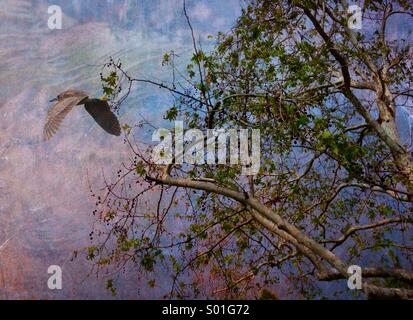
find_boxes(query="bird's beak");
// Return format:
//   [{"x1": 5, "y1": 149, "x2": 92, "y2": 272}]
[{"x1": 49, "y1": 98, "x2": 57, "y2": 102}]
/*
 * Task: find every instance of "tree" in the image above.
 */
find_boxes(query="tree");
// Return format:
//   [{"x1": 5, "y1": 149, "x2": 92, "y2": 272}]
[{"x1": 87, "y1": 0, "x2": 413, "y2": 299}]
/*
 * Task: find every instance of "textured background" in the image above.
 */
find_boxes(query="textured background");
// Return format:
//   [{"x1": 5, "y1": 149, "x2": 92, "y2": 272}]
[
  {"x1": 0, "y1": 0, "x2": 239, "y2": 299},
  {"x1": 0, "y1": 0, "x2": 412, "y2": 299}
]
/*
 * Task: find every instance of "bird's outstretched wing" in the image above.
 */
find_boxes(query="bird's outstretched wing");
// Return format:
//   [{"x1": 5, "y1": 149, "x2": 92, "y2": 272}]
[
  {"x1": 84, "y1": 99, "x2": 121, "y2": 136},
  {"x1": 44, "y1": 95, "x2": 88, "y2": 140}
]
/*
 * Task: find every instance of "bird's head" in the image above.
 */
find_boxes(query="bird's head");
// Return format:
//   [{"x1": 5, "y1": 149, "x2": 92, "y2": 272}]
[
  {"x1": 50, "y1": 90, "x2": 89, "y2": 102},
  {"x1": 49, "y1": 92, "x2": 67, "y2": 102}
]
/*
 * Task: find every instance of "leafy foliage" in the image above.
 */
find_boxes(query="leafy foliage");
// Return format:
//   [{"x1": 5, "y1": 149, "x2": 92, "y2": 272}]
[{"x1": 85, "y1": 0, "x2": 413, "y2": 299}]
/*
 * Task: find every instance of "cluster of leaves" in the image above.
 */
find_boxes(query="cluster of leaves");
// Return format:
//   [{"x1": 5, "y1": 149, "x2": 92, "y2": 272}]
[{"x1": 99, "y1": 57, "x2": 129, "y2": 113}]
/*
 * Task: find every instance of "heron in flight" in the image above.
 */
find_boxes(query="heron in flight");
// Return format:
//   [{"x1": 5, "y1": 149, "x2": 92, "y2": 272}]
[{"x1": 44, "y1": 89, "x2": 121, "y2": 140}]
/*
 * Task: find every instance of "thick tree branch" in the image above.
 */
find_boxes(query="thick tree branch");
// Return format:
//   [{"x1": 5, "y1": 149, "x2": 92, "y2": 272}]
[
  {"x1": 147, "y1": 173, "x2": 349, "y2": 276},
  {"x1": 321, "y1": 218, "x2": 412, "y2": 249},
  {"x1": 320, "y1": 267, "x2": 413, "y2": 283}
]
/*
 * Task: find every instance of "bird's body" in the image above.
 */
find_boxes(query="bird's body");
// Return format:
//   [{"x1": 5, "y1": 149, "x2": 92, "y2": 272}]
[{"x1": 44, "y1": 90, "x2": 121, "y2": 139}]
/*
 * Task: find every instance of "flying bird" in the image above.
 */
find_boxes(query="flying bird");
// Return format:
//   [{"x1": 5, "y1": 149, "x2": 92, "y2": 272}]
[{"x1": 44, "y1": 89, "x2": 121, "y2": 140}]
